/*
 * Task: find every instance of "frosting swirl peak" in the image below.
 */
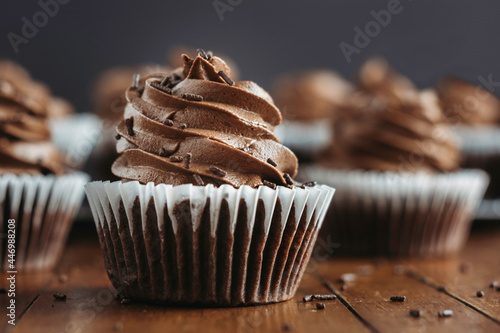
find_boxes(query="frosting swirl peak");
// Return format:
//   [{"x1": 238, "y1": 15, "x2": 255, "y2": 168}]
[{"x1": 112, "y1": 54, "x2": 298, "y2": 187}]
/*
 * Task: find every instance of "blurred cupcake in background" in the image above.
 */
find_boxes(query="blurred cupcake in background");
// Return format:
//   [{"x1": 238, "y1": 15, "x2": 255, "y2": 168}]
[
  {"x1": 436, "y1": 77, "x2": 500, "y2": 202},
  {"x1": 0, "y1": 60, "x2": 89, "y2": 271},
  {"x1": 300, "y1": 58, "x2": 488, "y2": 257},
  {"x1": 85, "y1": 51, "x2": 335, "y2": 306},
  {"x1": 272, "y1": 70, "x2": 352, "y2": 162}
]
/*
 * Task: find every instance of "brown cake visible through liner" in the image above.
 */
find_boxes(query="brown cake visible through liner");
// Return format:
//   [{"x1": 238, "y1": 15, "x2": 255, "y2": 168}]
[{"x1": 96, "y1": 193, "x2": 321, "y2": 306}]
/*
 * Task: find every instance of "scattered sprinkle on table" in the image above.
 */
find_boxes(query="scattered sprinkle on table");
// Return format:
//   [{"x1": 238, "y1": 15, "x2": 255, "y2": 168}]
[
  {"x1": 390, "y1": 296, "x2": 406, "y2": 302},
  {"x1": 477, "y1": 290, "x2": 485, "y2": 297},
  {"x1": 409, "y1": 309, "x2": 422, "y2": 318},
  {"x1": 316, "y1": 303, "x2": 326, "y2": 310},
  {"x1": 438, "y1": 310, "x2": 453, "y2": 317},
  {"x1": 53, "y1": 293, "x2": 67, "y2": 301}
]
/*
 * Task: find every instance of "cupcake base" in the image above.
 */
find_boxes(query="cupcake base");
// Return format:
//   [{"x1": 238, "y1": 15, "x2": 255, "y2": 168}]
[
  {"x1": 299, "y1": 167, "x2": 488, "y2": 258},
  {"x1": 85, "y1": 181, "x2": 334, "y2": 306}
]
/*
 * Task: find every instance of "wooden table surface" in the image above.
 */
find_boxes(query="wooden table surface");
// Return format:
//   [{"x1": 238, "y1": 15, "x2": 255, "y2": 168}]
[{"x1": 2, "y1": 223, "x2": 500, "y2": 333}]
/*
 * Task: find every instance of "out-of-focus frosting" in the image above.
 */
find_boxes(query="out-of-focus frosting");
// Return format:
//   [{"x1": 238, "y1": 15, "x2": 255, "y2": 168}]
[
  {"x1": 0, "y1": 60, "x2": 68, "y2": 175},
  {"x1": 92, "y1": 64, "x2": 171, "y2": 122},
  {"x1": 272, "y1": 70, "x2": 352, "y2": 121},
  {"x1": 321, "y1": 58, "x2": 460, "y2": 172},
  {"x1": 112, "y1": 53, "x2": 298, "y2": 187},
  {"x1": 436, "y1": 77, "x2": 500, "y2": 126}
]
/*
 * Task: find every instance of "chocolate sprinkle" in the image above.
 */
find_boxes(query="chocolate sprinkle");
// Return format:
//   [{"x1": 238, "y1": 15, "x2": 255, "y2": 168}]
[
  {"x1": 303, "y1": 294, "x2": 336, "y2": 302},
  {"x1": 340, "y1": 285, "x2": 346, "y2": 291},
  {"x1": 160, "y1": 76, "x2": 170, "y2": 86},
  {"x1": 115, "y1": 134, "x2": 121, "y2": 140},
  {"x1": 303, "y1": 295, "x2": 314, "y2": 302},
  {"x1": 169, "y1": 156, "x2": 183, "y2": 163},
  {"x1": 409, "y1": 309, "x2": 422, "y2": 318},
  {"x1": 438, "y1": 310, "x2": 453, "y2": 317},
  {"x1": 179, "y1": 123, "x2": 187, "y2": 129},
  {"x1": 284, "y1": 173, "x2": 294, "y2": 186},
  {"x1": 282, "y1": 323, "x2": 293, "y2": 331},
  {"x1": 193, "y1": 174, "x2": 204, "y2": 186},
  {"x1": 164, "y1": 119, "x2": 174, "y2": 126},
  {"x1": 53, "y1": 293, "x2": 67, "y2": 301},
  {"x1": 120, "y1": 298, "x2": 131, "y2": 305},
  {"x1": 151, "y1": 81, "x2": 172, "y2": 94},
  {"x1": 131, "y1": 73, "x2": 140, "y2": 89},
  {"x1": 218, "y1": 70, "x2": 234, "y2": 86},
  {"x1": 267, "y1": 158, "x2": 278, "y2": 167},
  {"x1": 184, "y1": 153, "x2": 192, "y2": 169},
  {"x1": 316, "y1": 303, "x2": 326, "y2": 310},
  {"x1": 263, "y1": 180, "x2": 277, "y2": 190},
  {"x1": 490, "y1": 281, "x2": 498, "y2": 288},
  {"x1": 182, "y1": 93, "x2": 204, "y2": 101},
  {"x1": 477, "y1": 290, "x2": 485, "y2": 297},
  {"x1": 390, "y1": 296, "x2": 406, "y2": 302},
  {"x1": 197, "y1": 48, "x2": 209, "y2": 60},
  {"x1": 125, "y1": 117, "x2": 134, "y2": 136},
  {"x1": 303, "y1": 181, "x2": 317, "y2": 187},
  {"x1": 159, "y1": 148, "x2": 168, "y2": 157},
  {"x1": 313, "y1": 294, "x2": 337, "y2": 301},
  {"x1": 209, "y1": 165, "x2": 227, "y2": 177},
  {"x1": 169, "y1": 73, "x2": 182, "y2": 86}
]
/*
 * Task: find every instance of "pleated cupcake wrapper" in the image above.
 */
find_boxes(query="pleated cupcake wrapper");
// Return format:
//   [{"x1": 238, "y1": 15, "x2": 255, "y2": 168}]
[
  {"x1": 275, "y1": 120, "x2": 332, "y2": 159},
  {"x1": 0, "y1": 172, "x2": 89, "y2": 271},
  {"x1": 50, "y1": 113, "x2": 102, "y2": 169},
  {"x1": 299, "y1": 167, "x2": 488, "y2": 257},
  {"x1": 85, "y1": 181, "x2": 335, "y2": 306}
]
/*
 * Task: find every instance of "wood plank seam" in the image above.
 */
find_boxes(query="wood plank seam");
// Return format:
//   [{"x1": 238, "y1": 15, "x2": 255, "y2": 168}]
[
  {"x1": 405, "y1": 268, "x2": 500, "y2": 326},
  {"x1": 321, "y1": 279, "x2": 381, "y2": 333},
  {"x1": 16, "y1": 275, "x2": 56, "y2": 323}
]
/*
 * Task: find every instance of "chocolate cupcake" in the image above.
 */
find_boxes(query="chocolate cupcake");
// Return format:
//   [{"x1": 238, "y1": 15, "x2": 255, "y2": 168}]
[
  {"x1": 0, "y1": 60, "x2": 89, "y2": 271},
  {"x1": 272, "y1": 70, "x2": 352, "y2": 162},
  {"x1": 85, "y1": 51, "x2": 335, "y2": 306},
  {"x1": 436, "y1": 77, "x2": 500, "y2": 201},
  {"x1": 300, "y1": 59, "x2": 488, "y2": 257}
]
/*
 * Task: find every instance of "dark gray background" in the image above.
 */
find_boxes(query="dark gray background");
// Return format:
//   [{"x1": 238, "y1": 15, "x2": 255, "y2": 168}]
[{"x1": 1, "y1": 0, "x2": 499, "y2": 111}]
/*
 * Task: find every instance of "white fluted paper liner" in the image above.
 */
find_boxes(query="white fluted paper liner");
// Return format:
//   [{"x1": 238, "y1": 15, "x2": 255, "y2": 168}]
[
  {"x1": 275, "y1": 120, "x2": 332, "y2": 159},
  {"x1": 0, "y1": 172, "x2": 89, "y2": 271},
  {"x1": 299, "y1": 166, "x2": 489, "y2": 257},
  {"x1": 85, "y1": 181, "x2": 335, "y2": 306},
  {"x1": 50, "y1": 113, "x2": 102, "y2": 169}
]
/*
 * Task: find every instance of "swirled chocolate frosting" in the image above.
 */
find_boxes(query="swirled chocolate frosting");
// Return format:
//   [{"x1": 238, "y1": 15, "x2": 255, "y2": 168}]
[
  {"x1": 271, "y1": 70, "x2": 352, "y2": 121},
  {"x1": 321, "y1": 59, "x2": 460, "y2": 172},
  {"x1": 0, "y1": 60, "x2": 68, "y2": 175},
  {"x1": 112, "y1": 53, "x2": 298, "y2": 187},
  {"x1": 436, "y1": 77, "x2": 500, "y2": 126}
]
